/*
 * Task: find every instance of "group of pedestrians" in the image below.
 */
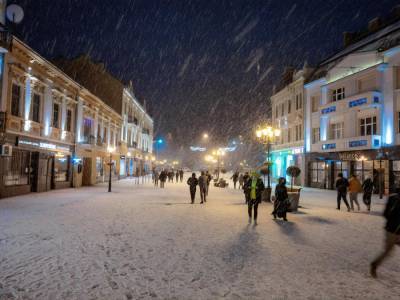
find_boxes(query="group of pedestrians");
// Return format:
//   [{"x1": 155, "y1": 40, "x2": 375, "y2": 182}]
[
  {"x1": 241, "y1": 171, "x2": 290, "y2": 224},
  {"x1": 335, "y1": 173, "x2": 374, "y2": 212},
  {"x1": 153, "y1": 169, "x2": 184, "y2": 188},
  {"x1": 231, "y1": 172, "x2": 246, "y2": 189},
  {"x1": 186, "y1": 171, "x2": 212, "y2": 204}
]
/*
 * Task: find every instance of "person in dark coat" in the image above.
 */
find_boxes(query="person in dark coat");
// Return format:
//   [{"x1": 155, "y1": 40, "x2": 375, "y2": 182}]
[
  {"x1": 335, "y1": 173, "x2": 350, "y2": 211},
  {"x1": 179, "y1": 169, "x2": 184, "y2": 182},
  {"x1": 159, "y1": 170, "x2": 167, "y2": 188},
  {"x1": 362, "y1": 177, "x2": 374, "y2": 211},
  {"x1": 175, "y1": 171, "x2": 179, "y2": 183},
  {"x1": 154, "y1": 170, "x2": 159, "y2": 187},
  {"x1": 187, "y1": 173, "x2": 199, "y2": 204},
  {"x1": 231, "y1": 172, "x2": 239, "y2": 189},
  {"x1": 243, "y1": 172, "x2": 265, "y2": 225},
  {"x1": 198, "y1": 171, "x2": 208, "y2": 203},
  {"x1": 206, "y1": 171, "x2": 212, "y2": 196},
  {"x1": 272, "y1": 177, "x2": 289, "y2": 221},
  {"x1": 370, "y1": 189, "x2": 400, "y2": 278}
]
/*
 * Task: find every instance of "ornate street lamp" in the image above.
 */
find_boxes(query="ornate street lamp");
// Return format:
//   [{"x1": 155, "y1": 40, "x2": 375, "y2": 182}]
[
  {"x1": 211, "y1": 148, "x2": 225, "y2": 180},
  {"x1": 256, "y1": 126, "x2": 281, "y2": 200}
]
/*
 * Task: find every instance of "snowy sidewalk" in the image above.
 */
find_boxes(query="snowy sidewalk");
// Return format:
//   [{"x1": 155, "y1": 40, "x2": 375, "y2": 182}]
[{"x1": 0, "y1": 178, "x2": 399, "y2": 299}]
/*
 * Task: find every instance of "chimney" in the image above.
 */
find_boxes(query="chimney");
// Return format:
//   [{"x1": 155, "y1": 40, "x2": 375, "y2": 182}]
[
  {"x1": 368, "y1": 17, "x2": 382, "y2": 33},
  {"x1": 343, "y1": 32, "x2": 355, "y2": 47}
]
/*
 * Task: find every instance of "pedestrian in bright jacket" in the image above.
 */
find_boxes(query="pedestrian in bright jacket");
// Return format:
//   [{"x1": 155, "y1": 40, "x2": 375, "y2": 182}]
[
  {"x1": 243, "y1": 172, "x2": 264, "y2": 225},
  {"x1": 370, "y1": 190, "x2": 400, "y2": 278},
  {"x1": 348, "y1": 174, "x2": 362, "y2": 211},
  {"x1": 187, "y1": 173, "x2": 198, "y2": 204}
]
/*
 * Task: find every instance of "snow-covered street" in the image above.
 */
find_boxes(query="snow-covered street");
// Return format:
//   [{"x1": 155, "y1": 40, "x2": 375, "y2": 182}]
[{"x1": 1, "y1": 178, "x2": 399, "y2": 300}]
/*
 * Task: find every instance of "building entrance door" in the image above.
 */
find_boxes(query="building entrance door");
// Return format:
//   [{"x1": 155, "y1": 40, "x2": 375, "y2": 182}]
[{"x1": 82, "y1": 157, "x2": 92, "y2": 186}]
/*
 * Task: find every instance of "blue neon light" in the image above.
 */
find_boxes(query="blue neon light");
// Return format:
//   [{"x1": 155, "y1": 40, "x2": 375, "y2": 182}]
[
  {"x1": 373, "y1": 96, "x2": 379, "y2": 103},
  {"x1": 349, "y1": 140, "x2": 367, "y2": 148},
  {"x1": 373, "y1": 139, "x2": 380, "y2": 147},
  {"x1": 321, "y1": 106, "x2": 336, "y2": 114},
  {"x1": 322, "y1": 143, "x2": 336, "y2": 150},
  {"x1": 349, "y1": 98, "x2": 367, "y2": 108}
]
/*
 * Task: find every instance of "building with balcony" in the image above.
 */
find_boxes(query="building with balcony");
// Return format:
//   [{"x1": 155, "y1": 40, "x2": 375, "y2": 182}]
[
  {"x1": 0, "y1": 37, "x2": 78, "y2": 198},
  {"x1": 270, "y1": 67, "x2": 312, "y2": 185},
  {"x1": 121, "y1": 85, "x2": 154, "y2": 177},
  {"x1": 304, "y1": 18, "x2": 400, "y2": 193}
]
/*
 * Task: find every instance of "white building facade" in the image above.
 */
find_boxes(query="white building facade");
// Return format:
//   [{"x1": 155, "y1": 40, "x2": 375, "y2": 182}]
[{"x1": 304, "y1": 21, "x2": 400, "y2": 193}]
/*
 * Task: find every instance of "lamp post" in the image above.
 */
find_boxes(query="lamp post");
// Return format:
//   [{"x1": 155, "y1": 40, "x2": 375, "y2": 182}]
[
  {"x1": 256, "y1": 126, "x2": 281, "y2": 199},
  {"x1": 107, "y1": 146, "x2": 115, "y2": 192},
  {"x1": 212, "y1": 149, "x2": 225, "y2": 180}
]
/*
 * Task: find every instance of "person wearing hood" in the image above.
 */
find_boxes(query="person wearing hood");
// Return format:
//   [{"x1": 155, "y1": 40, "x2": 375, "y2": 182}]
[
  {"x1": 273, "y1": 177, "x2": 289, "y2": 221},
  {"x1": 243, "y1": 171, "x2": 265, "y2": 225}
]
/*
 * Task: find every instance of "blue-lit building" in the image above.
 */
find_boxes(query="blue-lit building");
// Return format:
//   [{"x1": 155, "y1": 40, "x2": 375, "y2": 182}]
[{"x1": 304, "y1": 17, "x2": 400, "y2": 193}]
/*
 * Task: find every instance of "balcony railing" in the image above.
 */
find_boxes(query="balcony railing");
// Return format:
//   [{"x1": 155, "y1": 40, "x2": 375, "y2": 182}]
[
  {"x1": 313, "y1": 135, "x2": 382, "y2": 152},
  {"x1": 319, "y1": 91, "x2": 382, "y2": 116}
]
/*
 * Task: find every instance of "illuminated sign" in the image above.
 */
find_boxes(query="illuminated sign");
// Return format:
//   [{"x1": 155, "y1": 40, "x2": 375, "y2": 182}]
[
  {"x1": 349, "y1": 98, "x2": 367, "y2": 108},
  {"x1": 321, "y1": 106, "x2": 336, "y2": 114},
  {"x1": 322, "y1": 143, "x2": 336, "y2": 150},
  {"x1": 18, "y1": 139, "x2": 71, "y2": 152},
  {"x1": 190, "y1": 146, "x2": 206, "y2": 152},
  {"x1": 349, "y1": 140, "x2": 367, "y2": 148}
]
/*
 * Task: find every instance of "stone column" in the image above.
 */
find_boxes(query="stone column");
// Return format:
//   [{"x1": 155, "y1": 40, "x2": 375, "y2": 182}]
[
  {"x1": 94, "y1": 108, "x2": 99, "y2": 144},
  {"x1": 76, "y1": 95, "x2": 83, "y2": 143},
  {"x1": 42, "y1": 80, "x2": 53, "y2": 136},
  {"x1": 23, "y1": 69, "x2": 32, "y2": 131},
  {"x1": 60, "y1": 93, "x2": 67, "y2": 134}
]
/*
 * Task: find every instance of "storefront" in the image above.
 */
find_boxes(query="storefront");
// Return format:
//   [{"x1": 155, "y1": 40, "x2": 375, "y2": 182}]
[
  {"x1": 0, "y1": 134, "x2": 73, "y2": 198},
  {"x1": 271, "y1": 147, "x2": 303, "y2": 185},
  {"x1": 305, "y1": 147, "x2": 400, "y2": 194}
]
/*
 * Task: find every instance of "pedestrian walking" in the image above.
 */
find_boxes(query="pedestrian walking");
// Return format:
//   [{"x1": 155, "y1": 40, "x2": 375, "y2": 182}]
[
  {"x1": 187, "y1": 173, "x2": 199, "y2": 204},
  {"x1": 154, "y1": 170, "x2": 159, "y2": 187},
  {"x1": 179, "y1": 169, "x2": 184, "y2": 182},
  {"x1": 349, "y1": 174, "x2": 361, "y2": 211},
  {"x1": 159, "y1": 170, "x2": 167, "y2": 188},
  {"x1": 370, "y1": 189, "x2": 400, "y2": 278},
  {"x1": 242, "y1": 172, "x2": 250, "y2": 204},
  {"x1": 206, "y1": 171, "x2": 212, "y2": 196},
  {"x1": 272, "y1": 177, "x2": 289, "y2": 221},
  {"x1": 231, "y1": 172, "x2": 239, "y2": 189},
  {"x1": 243, "y1": 172, "x2": 264, "y2": 225},
  {"x1": 335, "y1": 173, "x2": 350, "y2": 211},
  {"x1": 198, "y1": 171, "x2": 208, "y2": 204},
  {"x1": 362, "y1": 177, "x2": 374, "y2": 211},
  {"x1": 238, "y1": 173, "x2": 244, "y2": 189},
  {"x1": 175, "y1": 171, "x2": 179, "y2": 183}
]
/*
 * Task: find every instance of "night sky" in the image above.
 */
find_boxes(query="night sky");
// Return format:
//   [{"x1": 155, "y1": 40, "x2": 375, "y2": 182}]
[{"x1": 11, "y1": 0, "x2": 400, "y2": 148}]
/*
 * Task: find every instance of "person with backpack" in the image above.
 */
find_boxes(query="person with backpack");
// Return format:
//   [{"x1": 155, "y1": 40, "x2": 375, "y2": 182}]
[
  {"x1": 187, "y1": 173, "x2": 199, "y2": 204},
  {"x1": 243, "y1": 172, "x2": 265, "y2": 225},
  {"x1": 348, "y1": 174, "x2": 362, "y2": 211},
  {"x1": 362, "y1": 177, "x2": 374, "y2": 211},
  {"x1": 370, "y1": 189, "x2": 400, "y2": 278},
  {"x1": 272, "y1": 177, "x2": 289, "y2": 221},
  {"x1": 335, "y1": 173, "x2": 350, "y2": 211}
]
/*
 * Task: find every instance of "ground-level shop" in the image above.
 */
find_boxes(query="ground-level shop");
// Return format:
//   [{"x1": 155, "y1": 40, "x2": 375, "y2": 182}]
[
  {"x1": 305, "y1": 147, "x2": 400, "y2": 194},
  {"x1": 271, "y1": 147, "x2": 304, "y2": 186},
  {"x1": 0, "y1": 134, "x2": 73, "y2": 199}
]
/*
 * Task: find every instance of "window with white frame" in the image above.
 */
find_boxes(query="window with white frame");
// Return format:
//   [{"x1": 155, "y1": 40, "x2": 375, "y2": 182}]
[
  {"x1": 288, "y1": 100, "x2": 291, "y2": 114},
  {"x1": 52, "y1": 103, "x2": 60, "y2": 128},
  {"x1": 275, "y1": 105, "x2": 278, "y2": 119},
  {"x1": 332, "y1": 87, "x2": 345, "y2": 102},
  {"x1": 295, "y1": 94, "x2": 302, "y2": 110},
  {"x1": 295, "y1": 124, "x2": 303, "y2": 141},
  {"x1": 360, "y1": 116, "x2": 377, "y2": 136},
  {"x1": 31, "y1": 93, "x2": 41, "y2": 123},
  {"x1": 280, "y1": 103, "x2": 284, "y2": 117},
  {"x1": 330, "y1": 122, "x2": 344, "y2": 139},
  {"x1": 312, "y1": 127, "x2": 320, "y2": 144},
  {"x1": 287, "y1": 127, "x2": 291, "y2": 143}
]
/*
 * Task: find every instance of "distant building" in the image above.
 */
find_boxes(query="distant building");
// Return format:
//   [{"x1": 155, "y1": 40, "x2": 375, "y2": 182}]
[{"x1": 270, "y1": 66, "x2": 312, "y2": 186}]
